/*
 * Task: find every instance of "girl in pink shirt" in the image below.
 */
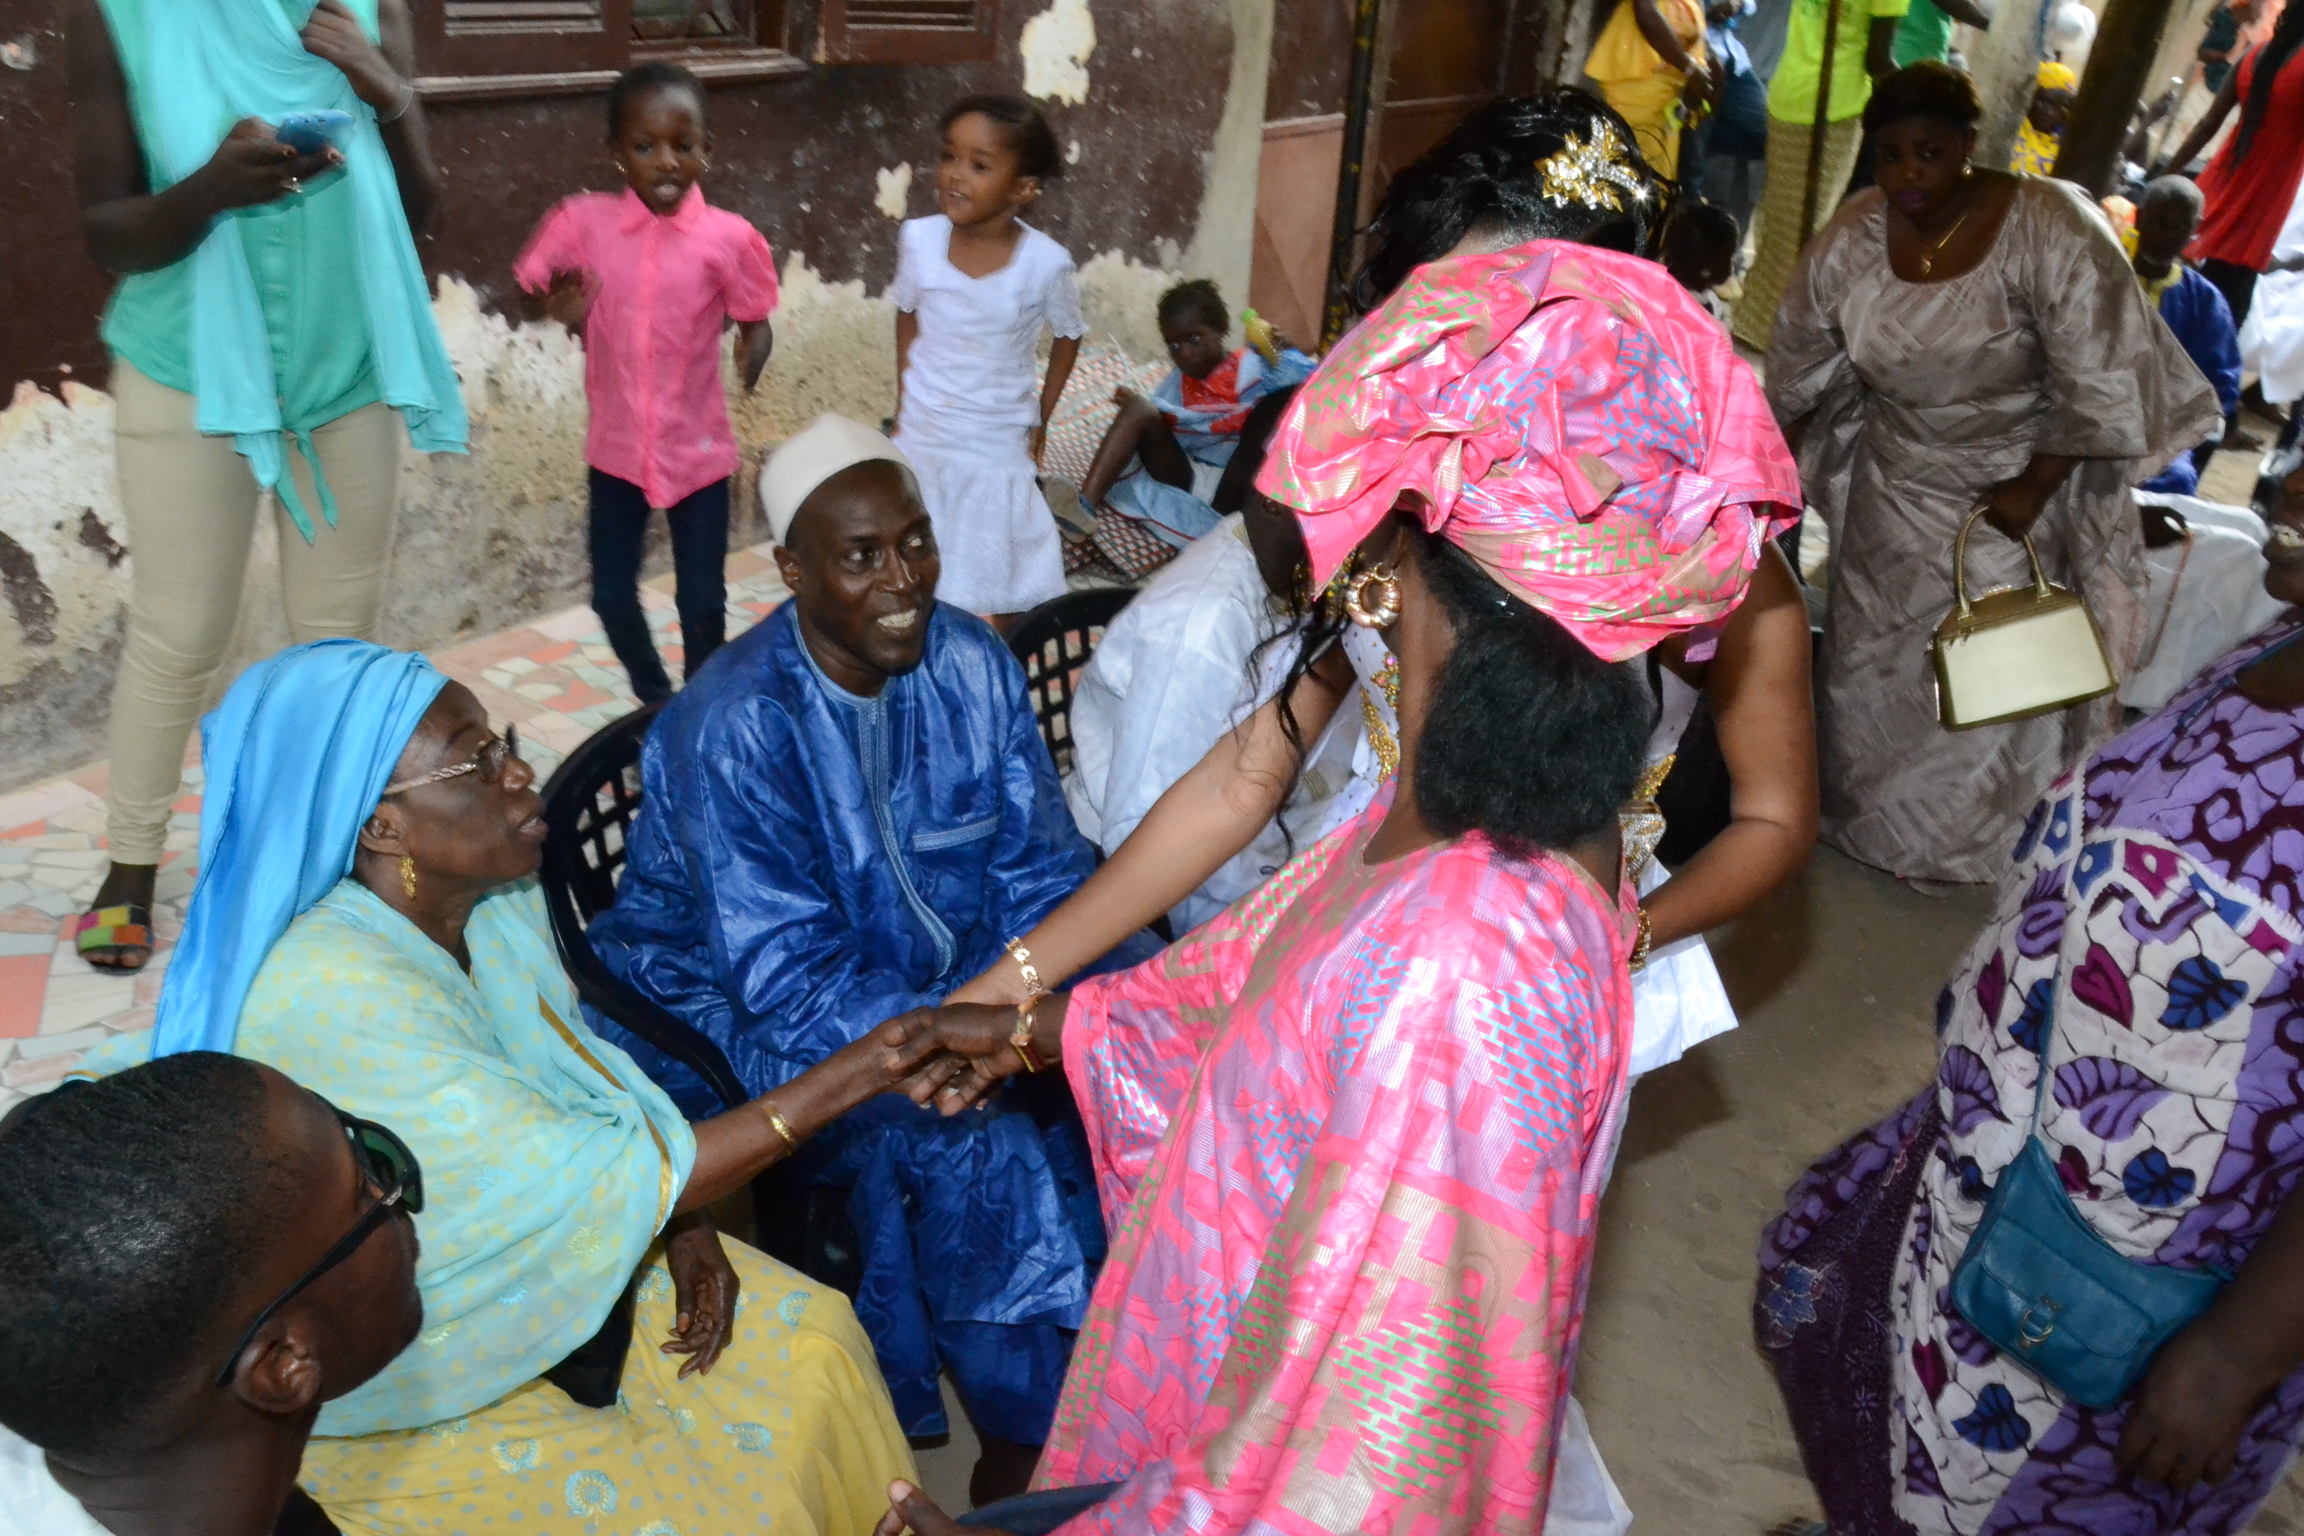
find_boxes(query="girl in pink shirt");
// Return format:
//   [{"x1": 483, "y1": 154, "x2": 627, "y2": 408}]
[{"x1": 515, "y1": 63, "x2": 778, "y2": 703}]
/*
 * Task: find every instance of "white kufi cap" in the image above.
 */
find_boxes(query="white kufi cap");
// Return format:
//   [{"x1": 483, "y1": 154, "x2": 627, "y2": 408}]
[{"x1": 759, "y1": 414, "x2": 914, "y2": 545}]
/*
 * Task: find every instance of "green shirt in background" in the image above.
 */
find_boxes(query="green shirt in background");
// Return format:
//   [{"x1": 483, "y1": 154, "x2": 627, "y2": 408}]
[
  {"x1": 1768, "y1": 0, "x2": 1912, "y2": 123},
  {"x1": 1892, "y1": 0, "x2": 1952, "y2": 66},
  {"x1": 93, "y1": 0, "x2": 380, "y2": 429}
]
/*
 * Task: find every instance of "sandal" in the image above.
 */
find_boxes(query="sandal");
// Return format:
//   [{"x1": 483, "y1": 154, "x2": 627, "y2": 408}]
[{"x1": 71, "y1": 903, "x2": 153, "y2": 973}]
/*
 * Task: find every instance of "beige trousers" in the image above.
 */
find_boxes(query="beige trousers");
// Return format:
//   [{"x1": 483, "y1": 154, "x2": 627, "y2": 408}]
[
  {"x1": 106, "y1": 360, "x2": 401, "y2": 865},
  {"x1": 1731, "y1": 113, "x2": 1867, "y2": 353}
]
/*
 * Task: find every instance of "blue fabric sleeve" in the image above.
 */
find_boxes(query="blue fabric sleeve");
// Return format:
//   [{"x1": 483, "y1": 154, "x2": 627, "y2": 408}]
[{"x1": 2183, "y1": 276, "x2": 2244, "y2": 420}]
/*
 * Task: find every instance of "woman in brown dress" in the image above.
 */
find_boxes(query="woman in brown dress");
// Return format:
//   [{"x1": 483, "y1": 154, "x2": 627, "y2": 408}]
[{"x1": 1769, "y1": 63, "x2": 2218, "y2": 886}]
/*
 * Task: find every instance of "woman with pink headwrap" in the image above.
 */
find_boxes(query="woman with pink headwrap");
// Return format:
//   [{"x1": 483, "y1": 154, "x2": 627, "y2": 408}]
[{"x1": 869, "y1": 98, "x2": 1800, "y2": 1536}]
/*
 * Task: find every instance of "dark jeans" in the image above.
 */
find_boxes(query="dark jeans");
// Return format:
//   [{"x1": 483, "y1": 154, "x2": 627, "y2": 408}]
[
  {"x1": 587, "y1": 468, "x2": 728, "y2": 704},
  {"x1": 960, "y1": 1483, "x2": 1120, "y2": 1534},
  {"x1": 2201, "y1": 256, "x2": 2261, "y2": 333}
]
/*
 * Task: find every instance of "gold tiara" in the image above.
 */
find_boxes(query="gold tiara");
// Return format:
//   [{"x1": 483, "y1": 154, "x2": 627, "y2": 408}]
[{"x1": 1537, "y1": 123, "x2": 1650, "y2": 213}]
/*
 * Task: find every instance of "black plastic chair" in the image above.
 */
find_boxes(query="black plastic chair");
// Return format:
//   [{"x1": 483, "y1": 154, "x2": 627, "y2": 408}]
[
  {"x1": 538, "y1": 702, "x2": 863, "y2": 1297},
  {"x1": 1006, "y1": 585, "x2": 1136, "y2": 776}
]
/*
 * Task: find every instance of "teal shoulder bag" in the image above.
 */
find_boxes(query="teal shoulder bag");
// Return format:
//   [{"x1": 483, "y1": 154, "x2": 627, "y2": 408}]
[{"x1": 1948, "y1": 1026, "x2": 2230, "y2": 1408}]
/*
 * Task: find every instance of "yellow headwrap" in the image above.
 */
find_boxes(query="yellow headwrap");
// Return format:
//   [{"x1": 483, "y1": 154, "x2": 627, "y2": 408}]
[{"x1": 2037, "y1": 60, "x2": 2079, "y2": 92}]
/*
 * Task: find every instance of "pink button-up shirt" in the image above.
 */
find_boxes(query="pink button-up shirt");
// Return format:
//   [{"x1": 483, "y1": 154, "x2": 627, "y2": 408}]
[{"x1": 515, "y1": 186, "x2": 779, "y2": 508}]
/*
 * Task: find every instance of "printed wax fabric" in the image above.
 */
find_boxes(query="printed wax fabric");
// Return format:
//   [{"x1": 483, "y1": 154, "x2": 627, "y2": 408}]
[
  {"x1": 1768, "y1": 177, "x2": 2220, "y2": 883},
  {"x1": 1033, "y1": 793, "x2": 1638, "y2": 1534},
  {"x1": 1756, "y1": 616, "x2": 2304, "y2": 1535},
  {"x1": 1257, "y1": 240, "x2": 1799, "y2": 663},
  {"x1": 587, "y1": 601, "x2": 1157, "y2": 1441},
  {"x1": 299, "y1": 1238, "x2": 914, "y2": 1536}
]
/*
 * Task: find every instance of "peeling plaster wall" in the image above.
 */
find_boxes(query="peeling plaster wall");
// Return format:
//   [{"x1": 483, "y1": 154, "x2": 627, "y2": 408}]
[{"x1": 0, "y1": 0, "x2": 1277, "y2": 792}]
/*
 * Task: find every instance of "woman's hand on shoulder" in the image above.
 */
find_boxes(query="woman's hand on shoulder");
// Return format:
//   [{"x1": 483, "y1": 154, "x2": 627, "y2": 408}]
[
  {"x1": 659, "y1": 1210, "x2": 738, "y2": 1379},
  {"x1": 301, "y1": 0, "x2": 407, "y2": 111}
]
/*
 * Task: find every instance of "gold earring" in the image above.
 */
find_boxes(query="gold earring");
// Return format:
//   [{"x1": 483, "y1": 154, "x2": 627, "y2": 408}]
[
  {"x1": 1343, "y1": 565, "x2": 1403, "y2": 628},
  {"x1": 400, "y1": 855, "x2": 419, "y2": 902}
]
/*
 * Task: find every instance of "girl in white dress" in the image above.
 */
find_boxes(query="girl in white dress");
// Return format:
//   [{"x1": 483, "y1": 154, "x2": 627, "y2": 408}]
[{"x1": 893, "y1": 95, "x2": 1083, "y2": 621}]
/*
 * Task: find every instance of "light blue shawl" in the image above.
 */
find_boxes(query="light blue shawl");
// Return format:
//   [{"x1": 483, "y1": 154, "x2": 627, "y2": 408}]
[
  {"x1": 98, "y1": 638, "x2": 697, "y2": 1431},
  {"x1": 133, "y1": 0, "x2": 466, "y2": 536},
  {"x1": 150, "y1": 638, "x2": 447, "y2": 1056}
]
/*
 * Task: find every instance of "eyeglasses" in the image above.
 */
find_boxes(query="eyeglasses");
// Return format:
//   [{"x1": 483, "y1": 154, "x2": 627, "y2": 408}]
[
  {"x1": 380, "y1": 724, "x2": 521, "y2": 798},
  {"x1": 215, "y1": 1105, "x2": 424, "y2": 1388}
]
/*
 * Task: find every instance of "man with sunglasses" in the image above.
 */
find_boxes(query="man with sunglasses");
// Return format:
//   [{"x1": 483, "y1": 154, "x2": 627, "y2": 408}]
[{"x1": 0, "y1": 1052, "x2": 422, "y2": 1536}]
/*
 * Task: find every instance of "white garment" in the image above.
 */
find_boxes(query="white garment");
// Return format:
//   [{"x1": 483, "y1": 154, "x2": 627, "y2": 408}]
[
  {"x1": 2241, "y1": 181, "x2": 2304, "y2": 406},
  {"x1": 1318, "y1": 624, "x2": 1742, "y2": 1078},
  {"x1": 892, "y1": 215, "x2": 1084, "y2": 612},
  {"x1": 1064, "y1": 518, "x2": 1354, "y2": 934},
  {"x1": 0, "y1": 1426, "x2": 108, "y2": 1536},
  {"x1": 1545, "y1": 1398, "x2": 1636, "y2": 1536},
  {"x1": 2124, "y1": 493, "x2": 2286, "y2": 711}
]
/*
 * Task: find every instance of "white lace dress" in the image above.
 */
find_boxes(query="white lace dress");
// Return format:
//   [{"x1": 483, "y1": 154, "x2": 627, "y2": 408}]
[{"x1": 891, "y1": 214, "x2": 1082, "y2": 613}]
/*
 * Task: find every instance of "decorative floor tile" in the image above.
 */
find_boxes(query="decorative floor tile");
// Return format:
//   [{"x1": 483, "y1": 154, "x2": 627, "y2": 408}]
[{"x1": 0, "y1": 544, "x2": 795, "y2": 1111}]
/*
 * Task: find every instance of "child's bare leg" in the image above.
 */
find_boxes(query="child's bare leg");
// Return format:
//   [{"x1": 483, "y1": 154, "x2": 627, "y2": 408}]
[{"x1": 1081, "y1": 391, "x2": 1195, "y2": 506}]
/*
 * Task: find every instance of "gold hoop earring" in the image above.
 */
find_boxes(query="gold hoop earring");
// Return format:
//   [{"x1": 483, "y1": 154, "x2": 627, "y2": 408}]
[
  {"x1": 1343, "y1": 565, "x2": 1403, "y2": 628},
  {"x1": 400, "y1": 855, "x2": 419, "y2": 902}
]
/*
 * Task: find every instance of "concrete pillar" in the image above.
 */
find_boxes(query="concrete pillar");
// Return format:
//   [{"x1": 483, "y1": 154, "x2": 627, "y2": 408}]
[
  {"x1": 1187, "y1": 0, "x2": 1279, "y2": 308},
  {"x1": 1970, "y1": 0, "x2": 2053, "y2": 171}
]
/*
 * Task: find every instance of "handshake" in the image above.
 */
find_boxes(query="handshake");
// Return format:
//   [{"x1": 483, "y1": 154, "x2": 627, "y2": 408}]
[{"x1": 870, "y1": 995, "x2": 1068, "y2": 1116}]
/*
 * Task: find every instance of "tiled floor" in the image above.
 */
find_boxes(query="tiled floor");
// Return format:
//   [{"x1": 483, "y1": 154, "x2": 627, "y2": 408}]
[{"x1": 0, "y1": 543, "x2": 794, "y2": 1114}]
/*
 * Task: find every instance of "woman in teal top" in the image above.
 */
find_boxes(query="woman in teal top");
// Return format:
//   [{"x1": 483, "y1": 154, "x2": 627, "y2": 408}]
[{"x1": 66, "y1": 0, "x2": 465, "y2": 975}]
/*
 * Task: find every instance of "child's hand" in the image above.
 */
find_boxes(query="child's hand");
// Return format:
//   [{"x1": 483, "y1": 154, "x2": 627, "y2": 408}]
[
  {"x1": 1030, "y1": 424, "x2": 1049, "y2": 466},
  {"x1": 544, "y1": 273, "x2": 591, "y2": 335}
]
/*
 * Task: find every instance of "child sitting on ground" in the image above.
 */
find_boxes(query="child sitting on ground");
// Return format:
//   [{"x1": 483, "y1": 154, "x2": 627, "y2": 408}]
[
  {"x1": 1078, "y1": 281, "x2": 1312, "y2": 549},
  {"x1": 1662, "y1": 199, "x2": 1741, "y2": 326},
  {"x1": 514, "y1": 62, "x2": 778, "y2": 704}
]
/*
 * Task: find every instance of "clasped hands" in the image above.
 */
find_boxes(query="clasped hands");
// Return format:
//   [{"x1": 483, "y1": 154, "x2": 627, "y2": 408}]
[{"x1": 871, "y1": 997, "x2": 1064, "y2": 1116}]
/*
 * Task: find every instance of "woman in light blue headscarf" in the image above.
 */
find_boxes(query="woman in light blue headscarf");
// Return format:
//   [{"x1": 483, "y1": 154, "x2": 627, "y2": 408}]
[
  {"x1": 66, "y1": 0, "x2": 467, "y2": 979},
  {"x1": 79, "y1": 639, "x2": 943, "y2": 1536}
]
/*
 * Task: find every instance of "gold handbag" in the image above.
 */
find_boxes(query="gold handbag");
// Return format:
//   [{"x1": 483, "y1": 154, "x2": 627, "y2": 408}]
[{"x1": 1930, "y1": 505, "x2": 2116, "y2": 730}]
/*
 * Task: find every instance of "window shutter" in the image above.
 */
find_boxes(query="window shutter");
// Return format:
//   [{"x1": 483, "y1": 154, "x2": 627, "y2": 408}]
[
  {"x1": 416, "y1": 0, "x2": 634, "y2": 82},
  {"x1": 817, "y1": 0, "x2": 996, "y2": 64}
]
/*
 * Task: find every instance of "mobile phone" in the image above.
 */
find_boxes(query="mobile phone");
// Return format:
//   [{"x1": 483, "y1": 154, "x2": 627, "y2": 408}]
[{"x1": 275, "y1": 110, "x2": 354, "y2": 156}]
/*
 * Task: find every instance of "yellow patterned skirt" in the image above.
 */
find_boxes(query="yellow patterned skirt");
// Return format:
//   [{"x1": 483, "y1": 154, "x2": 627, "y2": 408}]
[{"x1": 301, "y1": 1238, "x2": 914, "y2": 1536}]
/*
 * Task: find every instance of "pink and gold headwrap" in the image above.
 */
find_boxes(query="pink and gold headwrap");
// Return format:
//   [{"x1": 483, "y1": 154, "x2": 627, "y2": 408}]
[{"x1": 1255, "y1": 240, "x2": 1801, "y2": 661}]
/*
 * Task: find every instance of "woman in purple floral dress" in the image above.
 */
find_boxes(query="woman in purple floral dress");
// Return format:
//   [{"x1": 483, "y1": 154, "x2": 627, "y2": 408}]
[{"x1": 1757, "y1": 461, "x2": 2304, "y2": 1533}]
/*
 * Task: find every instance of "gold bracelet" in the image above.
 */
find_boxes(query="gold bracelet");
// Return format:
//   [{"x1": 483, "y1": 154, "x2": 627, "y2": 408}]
[
  {"x1": 1004, "y1": 937, "x2": 1045, "y2": 998},
  {"x1": 760, "y1": 1099, "x2": 799, "y2": 1152},
  {"x1": 1628, "y1": 904, "x2": 1655, "y2": 972},
  {"x1": 1010, "y1": 995, "x2": 1046, "y2": 1074}
]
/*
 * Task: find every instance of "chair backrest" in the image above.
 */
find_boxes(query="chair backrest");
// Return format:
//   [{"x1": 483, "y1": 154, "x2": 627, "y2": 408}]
[
  {"x1": 1005, "y1": 585, "x2": 1136, "y2": 776},
  {"x1": 537, "y1": 702, "x2": 751, "y2": 1112}
]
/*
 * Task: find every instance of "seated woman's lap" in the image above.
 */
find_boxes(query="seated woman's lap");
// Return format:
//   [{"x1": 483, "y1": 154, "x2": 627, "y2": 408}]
[{"x1": 300, "y1": 1237, "x2": 914, "y2": 1536}]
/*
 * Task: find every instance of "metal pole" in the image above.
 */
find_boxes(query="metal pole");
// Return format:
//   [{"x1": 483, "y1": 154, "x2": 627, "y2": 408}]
[
  {"x1": 2051, "y1": 0, "x2": 2186, "y2": 192},
  {"x1": 1324, "y1": 0, "x2": 1387, "y2": 347},
  {"x1": 1800, "y1": 0, "x2": 1843, "y2": 251}
]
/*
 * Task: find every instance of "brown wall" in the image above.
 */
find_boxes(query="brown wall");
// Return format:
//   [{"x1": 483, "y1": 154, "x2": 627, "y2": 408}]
[{"x1": 0, "y1": 0, "x2": 1235, "y2": 397}]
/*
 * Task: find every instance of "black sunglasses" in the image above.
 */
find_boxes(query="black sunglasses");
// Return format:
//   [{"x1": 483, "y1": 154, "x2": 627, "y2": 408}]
[{"x1": 215, "y1": 1105, "x2": 424, "y2": 1388}]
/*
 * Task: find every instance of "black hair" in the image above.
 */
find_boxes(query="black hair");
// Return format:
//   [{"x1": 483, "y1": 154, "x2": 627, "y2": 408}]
[
  {"x1": 2237, "y1": 2, "x2": 2304, "y2": 162},
  {"x1": 1158, "y1": 278, "x2": 1229, "y2": 335},
  {"x1": 1211, "y1": 385, "x2": 1299, "y2": 515},
  {"x1": 0, "y1": 1055, "x2": 288, "y2": 1459},
  {"x1": 1413, "y1": 529, "x2": 1651, "y2": 856},
  {"x1": 607, "y1": 61, "x2": 707, "y2": 139},
  {"x1": 940, "y1": 94, "x2": 1064, "y2": 181},
  {"x1": 1350, "y1": 89, "x2": 1665, "y2": 315},
  {"x1": 1862, "y1": 61, "x2": 1984, "y2": 136},
  {"x1": 1664, "y1": 199, "x2": 1741, "y2": 262}
]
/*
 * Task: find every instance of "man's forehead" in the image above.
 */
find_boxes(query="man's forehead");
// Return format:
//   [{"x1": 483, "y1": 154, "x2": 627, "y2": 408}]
[{"x1": 794, "y1": 463, "x2": 924, "y2": 542}]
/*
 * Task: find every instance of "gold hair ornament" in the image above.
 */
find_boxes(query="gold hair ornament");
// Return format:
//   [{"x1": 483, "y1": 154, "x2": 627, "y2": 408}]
[{"x1": 1536, "y1": 124, "x2": 1651, "y2": 213}]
